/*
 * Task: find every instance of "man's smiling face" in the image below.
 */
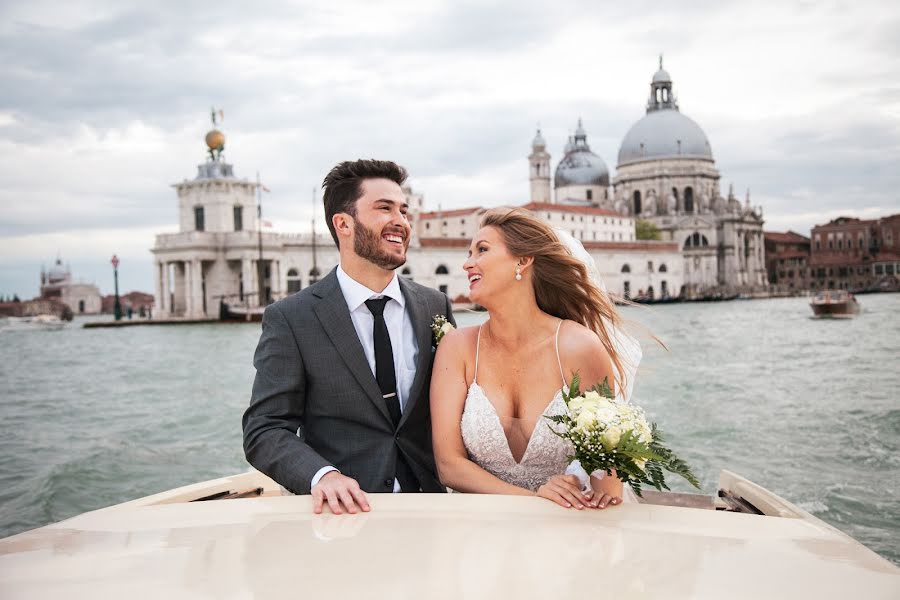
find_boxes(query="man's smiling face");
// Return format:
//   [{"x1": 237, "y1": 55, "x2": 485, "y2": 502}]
[{"x1": 349, "y1": 178, "x2": 411, "y2": 270}]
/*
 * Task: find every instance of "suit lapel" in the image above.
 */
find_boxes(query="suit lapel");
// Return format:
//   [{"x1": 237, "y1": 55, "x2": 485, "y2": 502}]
[
  {"x1": 399, "y1": 278, "x2": 434, "y2": 428},
  {"x1": 312, "y1": 270, "x2": 393, "y2": 425}
]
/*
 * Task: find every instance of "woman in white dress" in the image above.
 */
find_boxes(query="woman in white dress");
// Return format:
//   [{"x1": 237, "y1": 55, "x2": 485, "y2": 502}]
[{"x1": 431, "y1": 207, "x2": 635, "y2": 509}]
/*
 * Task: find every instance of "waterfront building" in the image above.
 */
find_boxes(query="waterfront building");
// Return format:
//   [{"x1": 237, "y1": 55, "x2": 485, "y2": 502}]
[
  {"x1": 39, "y1": 257, "x2": 102, "y2": 315},
  {"x1": 764, "y1": 231, "x2": 811, "y2": 292},
  {"x1": 809, "y1": 214, "x2": 900, "y2": 292},
  {"x1": 520, "y1": 59, "x2": 767, "y2": 298}
]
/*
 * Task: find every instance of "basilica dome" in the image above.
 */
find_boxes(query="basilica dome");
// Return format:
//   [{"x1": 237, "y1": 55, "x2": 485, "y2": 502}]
[
  {"x1": 617, "y1": 62, "x2": 713, "y2": 167},
  {"x1": 47, "y1": 259, "x2": 68, "y2": 284},
  {"x1": 554, "y1": 119, "x2": 609, "y2": 187}
]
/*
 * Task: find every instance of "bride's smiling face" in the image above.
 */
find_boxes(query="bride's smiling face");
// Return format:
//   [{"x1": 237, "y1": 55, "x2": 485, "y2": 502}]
[{"x1": 463, "y1": 226, "x2": 521, "y2": 305}]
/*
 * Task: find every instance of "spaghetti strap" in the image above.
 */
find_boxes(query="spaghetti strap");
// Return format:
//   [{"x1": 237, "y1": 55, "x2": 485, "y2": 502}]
[
  {"x1": 473, "y1": 324, "x2": 483, "y2": 384},
  {"x1": 554, "y1": 320, "x2": 566, "y2": 389}
]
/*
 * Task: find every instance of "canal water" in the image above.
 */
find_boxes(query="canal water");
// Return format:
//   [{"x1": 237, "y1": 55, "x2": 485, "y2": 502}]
[{"x1": 0, "y1": 293, "x2": 897, "y2": 564}]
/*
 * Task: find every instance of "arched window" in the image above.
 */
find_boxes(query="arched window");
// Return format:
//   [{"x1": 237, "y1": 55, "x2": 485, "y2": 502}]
[
  {"x1": 621, "y1": 264, "x2": 631, "y2": 273},
  {"x1": 683, "y1": 232, "x2": 710, "y2": 249},
  {"x1": 78, "y1": 299, "x2": 85, "y2": 313},
  {"x1": 309, "y1": 266, "x2": 321, "y2": 285},
  {"x1": 647, "y1": 285, "x2": 655, "y2": 300},
  {"x1": 684, "y1": 187, "x2": 694, "y2": 213},
  {"x1": 435, "y1": 265, "x2": 449, "y2": 275},
  {"x1": 623, "y1": 281, "x2": 631, "y2": 299},
  {"x1": 659, "y1": 264, "x2": 667, "y2": 273},
  {"x1": 633, "y1": 190, "x2": 642, "y2": 215},
  {"x1": 401, "y1": 267, "x2": 413, "y2": 280},
  {"x1": 287, "y1": 268, "x2": 301, "y2": 293}
]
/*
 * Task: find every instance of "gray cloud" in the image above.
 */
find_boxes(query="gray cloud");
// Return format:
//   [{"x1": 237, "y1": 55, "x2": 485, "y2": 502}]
[{"x1": 1, "y1": 0, "x2": 899, "y2": 298}]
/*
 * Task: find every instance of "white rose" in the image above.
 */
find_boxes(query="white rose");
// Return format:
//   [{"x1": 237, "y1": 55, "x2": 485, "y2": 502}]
[
  {"x1": 575, "y1": 411, "x2": 596, "y2": 432},
  {"x1": 601, "y1": 425, "x2": 622, "y2": 448},
  {"x1": 440, "y1": 322, "x2": 454, "y2": 335}
]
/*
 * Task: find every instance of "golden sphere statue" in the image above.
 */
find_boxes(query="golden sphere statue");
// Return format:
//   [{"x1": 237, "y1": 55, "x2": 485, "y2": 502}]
[{"x1": 205, "y1": 129, "x2": 225, "y2": 150}]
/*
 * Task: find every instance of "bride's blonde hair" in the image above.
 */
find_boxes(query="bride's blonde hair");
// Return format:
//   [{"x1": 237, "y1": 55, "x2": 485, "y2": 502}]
[{"x1": 480, "y1": 206, "x2": 629, "y2": 392}]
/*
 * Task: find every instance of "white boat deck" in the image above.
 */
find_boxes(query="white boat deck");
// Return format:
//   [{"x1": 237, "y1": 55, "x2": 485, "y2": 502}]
[{"x1": 1, "y1": 471, "x2": 898, "y2": 599}]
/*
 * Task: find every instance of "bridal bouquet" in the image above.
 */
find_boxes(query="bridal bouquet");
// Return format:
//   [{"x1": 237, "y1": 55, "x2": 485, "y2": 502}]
[{"x1": 547, "y1": 374, "x2": 700, "y2": 497}]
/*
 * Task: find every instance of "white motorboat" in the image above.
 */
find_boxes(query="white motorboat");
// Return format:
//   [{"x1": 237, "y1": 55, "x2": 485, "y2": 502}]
[
  {"x1": 0, "y1": 314, "x2": 68, "y2": 331},
  {"x1": 0, "y1": 469, "x2": 897, "y2": 598}
]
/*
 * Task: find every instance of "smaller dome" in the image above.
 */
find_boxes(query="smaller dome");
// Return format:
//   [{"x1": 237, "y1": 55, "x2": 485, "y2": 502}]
[
  {"x1": 555, "y1": 151, "x2": 609, "y2": 187},
  {"x1": 532, "y1": 128, "x2": 546, "y2": 149},
  {"x1": 47, "y1": 259, "x2": 68, "y2": 284},
  {"x1": 205, "y1": 129, "x2": 225, "y2": 151},
  {"x1": 652, "y1": 68, "x2": 672, "y2": 83}
]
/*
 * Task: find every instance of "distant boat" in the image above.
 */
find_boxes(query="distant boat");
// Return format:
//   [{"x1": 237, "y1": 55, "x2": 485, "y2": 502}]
[
  {"x1": 0, "y1": 314, "x2": 67, "y2": 331},
  {"x1": 218, "y1": 301, "x2": 265, "y2": 322},
  {"x1": 810, "y1": 289, "x2": 860, "y2": 318}
]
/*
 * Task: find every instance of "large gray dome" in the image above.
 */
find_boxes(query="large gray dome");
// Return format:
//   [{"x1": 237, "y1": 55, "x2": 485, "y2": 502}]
[
  {"x1": 617, "y1": 110, "x2": 713, "y2": 166},
  {"x1": 554, "y1": 119, "x2": 609, "y2": 187},
  {"x1": 618, "y1": 61, "x2": 714, "y2": 167}
]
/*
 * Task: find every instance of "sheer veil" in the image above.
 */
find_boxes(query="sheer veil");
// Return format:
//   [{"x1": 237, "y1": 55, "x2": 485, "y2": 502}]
[{"x1": 554, "y1": 229, "x2": 642, "y2": 403}]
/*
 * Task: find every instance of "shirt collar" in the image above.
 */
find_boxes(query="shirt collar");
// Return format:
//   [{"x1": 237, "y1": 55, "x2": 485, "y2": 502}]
[{"x1": 336, "y1": 264, "x2": 405, "y2": 313}]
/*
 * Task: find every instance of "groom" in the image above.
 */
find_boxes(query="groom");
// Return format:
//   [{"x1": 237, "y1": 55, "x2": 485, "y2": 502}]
[{"x1": 243, "y1": 159, "x2": 455, "y2": 514}]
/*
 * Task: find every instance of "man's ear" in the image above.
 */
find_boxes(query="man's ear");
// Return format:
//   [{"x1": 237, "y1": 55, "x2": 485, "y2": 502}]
[{"x1": 332, "y1": 213, "x2": 353, "y2": 240}]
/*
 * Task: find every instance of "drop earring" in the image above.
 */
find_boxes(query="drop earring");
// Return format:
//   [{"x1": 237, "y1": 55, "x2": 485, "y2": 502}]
[{"x1": 515, "y1": 265, "x2": 522, "y2": 281}]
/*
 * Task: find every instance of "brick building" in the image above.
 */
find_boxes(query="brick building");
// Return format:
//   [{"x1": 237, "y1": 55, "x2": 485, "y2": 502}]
[
  {"x1": 809, "y1": 214, "x2": 900, "y2": 291},
  {"x1": 763, "y1": 231, "x2": 810, "y2": 292}
]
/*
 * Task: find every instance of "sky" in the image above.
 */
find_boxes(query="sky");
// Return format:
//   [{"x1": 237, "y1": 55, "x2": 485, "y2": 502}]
[{"x1": 1, "y1": 0, "x2": 898, "y2": 297}]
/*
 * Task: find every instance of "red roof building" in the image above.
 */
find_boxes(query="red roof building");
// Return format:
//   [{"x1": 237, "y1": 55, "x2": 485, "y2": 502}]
[
  {"x1": 763, "y1": 231, "x2": 810, "y2": 292},
  {"x1": 809, "y1": 214, "x2": 900, "y2": 291}
]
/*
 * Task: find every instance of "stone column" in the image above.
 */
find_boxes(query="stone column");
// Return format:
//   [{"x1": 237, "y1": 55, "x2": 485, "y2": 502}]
[
  {"x1": 184, "y1": 260, "x2": 194, "y2": 317},
  {"x1": 190, "y1": 259, "x2": 204, "y2": 317},
  {"x1": 159, "y1": 261, "x2": 169, "y2": 318},
  {"x1": 241, "y1": 259, "x2": 254, "y2": 307}
]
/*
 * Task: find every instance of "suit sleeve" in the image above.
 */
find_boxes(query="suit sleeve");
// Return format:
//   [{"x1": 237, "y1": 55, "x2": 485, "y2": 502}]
[{"x1": 242, "y1": 302, "x2": 331, "y2": 494}]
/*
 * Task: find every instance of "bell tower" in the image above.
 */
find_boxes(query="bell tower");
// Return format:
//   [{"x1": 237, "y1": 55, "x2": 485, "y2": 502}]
[{"x1": 529, "y1": 127, "x2": 551, "y2": 203}]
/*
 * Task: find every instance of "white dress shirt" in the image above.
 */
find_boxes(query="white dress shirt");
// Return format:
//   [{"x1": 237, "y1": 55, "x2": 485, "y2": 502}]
[{"x1": 310, "y1": 265, "x2": 419, "y2": 491}]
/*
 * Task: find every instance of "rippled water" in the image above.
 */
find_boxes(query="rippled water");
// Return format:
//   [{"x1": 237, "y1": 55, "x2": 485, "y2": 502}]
[{"x1": 0, "y1": 294, "x2": 897, "y2": 565}]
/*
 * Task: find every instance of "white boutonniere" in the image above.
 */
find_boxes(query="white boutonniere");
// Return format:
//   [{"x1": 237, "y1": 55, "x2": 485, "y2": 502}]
[{"x1": 431, "y1": 314, "x2": 454, "y2": 347}]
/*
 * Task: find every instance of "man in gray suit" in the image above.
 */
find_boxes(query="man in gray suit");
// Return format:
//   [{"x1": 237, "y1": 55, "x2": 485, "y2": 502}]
[{"x1": 243, "y1": 159, "x2": 455, "y2": 514}]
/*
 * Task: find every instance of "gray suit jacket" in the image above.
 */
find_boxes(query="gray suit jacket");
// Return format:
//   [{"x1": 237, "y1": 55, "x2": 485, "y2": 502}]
[{"x1": 243, "y1": 267, "x2": 455, "y2": 494}]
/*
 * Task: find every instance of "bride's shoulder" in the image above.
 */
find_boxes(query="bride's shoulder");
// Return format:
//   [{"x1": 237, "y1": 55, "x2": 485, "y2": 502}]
[
  {"x1": 435, "y1": 325, "x2": 479, "y2": 356},
  {"x1": 558, "y1": 320, "x2": 611, "y2": 363}
]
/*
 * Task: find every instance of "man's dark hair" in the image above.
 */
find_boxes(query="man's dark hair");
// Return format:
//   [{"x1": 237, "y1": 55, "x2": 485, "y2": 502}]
[{"x1": 322, "y1": 159, "x2": 408, "y2": 246}]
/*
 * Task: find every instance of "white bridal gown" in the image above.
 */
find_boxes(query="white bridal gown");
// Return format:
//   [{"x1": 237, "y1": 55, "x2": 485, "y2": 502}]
[{"x1": 460, "y1": 321, "x2": 637, "y2": 502}]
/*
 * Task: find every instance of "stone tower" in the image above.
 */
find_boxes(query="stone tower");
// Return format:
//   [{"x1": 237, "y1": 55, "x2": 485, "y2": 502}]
[{"x1": 528, "y1": 128, "x2": 551, "y2": 204}]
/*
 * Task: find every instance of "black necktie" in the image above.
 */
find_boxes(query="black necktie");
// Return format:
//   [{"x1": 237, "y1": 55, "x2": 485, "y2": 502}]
[
  {"x1": 364, "y1": 296, "x2": 420, "y2": 493},
  {"x1": 364, "y1": 297, "x2": 401, "y2": 426}
]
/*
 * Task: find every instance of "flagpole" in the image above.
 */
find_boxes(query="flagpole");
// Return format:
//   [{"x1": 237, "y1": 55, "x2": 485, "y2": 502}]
[
  {"x1": 256, "y1": 172, "x2": 265, "y2": 307},
  {"x1": 311, "y1": 187, "x2": 318, "y2": 278}
]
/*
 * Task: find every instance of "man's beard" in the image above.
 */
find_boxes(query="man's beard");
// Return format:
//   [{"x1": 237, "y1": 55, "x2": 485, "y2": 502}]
[{"x1": 354, "y1": 220, "x2": 407, "y2": 270}]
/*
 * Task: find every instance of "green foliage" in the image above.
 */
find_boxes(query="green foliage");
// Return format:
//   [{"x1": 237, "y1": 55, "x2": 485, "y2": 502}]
[
  {"x1": 635, "y1": 219, "x2": 661, "y2": 241},
  {"x1": 548, "y1": 371, "x2": 701, "y2": 498}
]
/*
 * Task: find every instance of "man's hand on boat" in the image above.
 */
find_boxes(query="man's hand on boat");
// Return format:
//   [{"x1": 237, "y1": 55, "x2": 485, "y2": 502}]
[{"x1": 311, "y1": 472, "x2": 371, "y2": 515}]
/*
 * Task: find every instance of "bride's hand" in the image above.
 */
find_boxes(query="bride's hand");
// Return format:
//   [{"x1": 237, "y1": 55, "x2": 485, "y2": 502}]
[
  {"x1": 536, "y1": 474, "x2": 591, "y2": 509},
  {"x1": 588, "y1": 472, "x2": 623, "y2": 509}
]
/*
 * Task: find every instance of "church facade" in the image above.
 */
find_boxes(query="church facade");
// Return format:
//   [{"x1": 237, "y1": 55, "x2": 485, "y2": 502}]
[
  {"x1": 526, "y1": 60, "x2": 767, "y2": 297},
  {"x1": 39, "y1": 258, "x2": 102, "y2": 314}
]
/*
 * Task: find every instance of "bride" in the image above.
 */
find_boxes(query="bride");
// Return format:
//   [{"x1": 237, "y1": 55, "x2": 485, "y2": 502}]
[{"x1": 431, "y1": 207, "x2": 639, "y2": 509}]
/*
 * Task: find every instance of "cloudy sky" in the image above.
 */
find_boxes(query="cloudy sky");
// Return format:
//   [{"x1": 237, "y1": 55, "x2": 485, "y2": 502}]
[{"x1": 1, "y1": 0, "x2": 898, "y2": 297}]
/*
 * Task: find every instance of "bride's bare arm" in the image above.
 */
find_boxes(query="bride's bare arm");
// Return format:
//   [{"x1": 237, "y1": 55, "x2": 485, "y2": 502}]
[
  {"x1": 430, "y1": 328, "x2": 533, "y2": 496},
  {"x1": 560, "y1": 321, "x2": 625, "y2": 505}
]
